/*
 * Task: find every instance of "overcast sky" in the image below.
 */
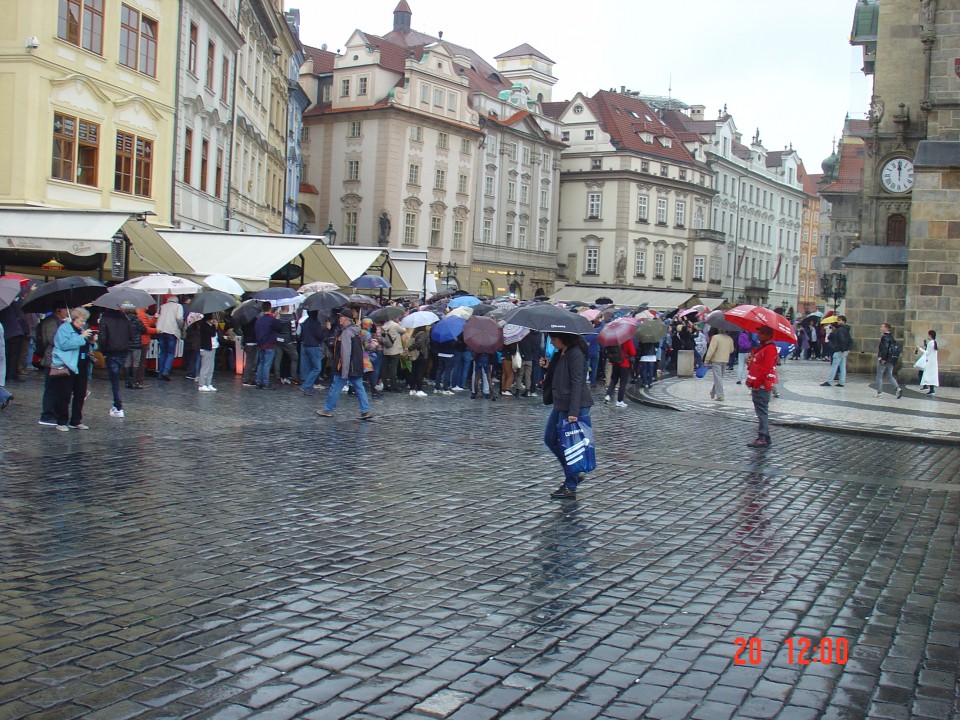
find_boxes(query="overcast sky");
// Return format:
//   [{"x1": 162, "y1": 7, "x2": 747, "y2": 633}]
[{"x1": 296, "y1": 0, "x2": 873, "y2": 171}]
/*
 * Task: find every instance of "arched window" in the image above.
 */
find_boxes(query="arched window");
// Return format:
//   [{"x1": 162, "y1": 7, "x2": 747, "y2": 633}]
[{"x1": 886, "y1": 214, "x2": 906, "y2": 245}]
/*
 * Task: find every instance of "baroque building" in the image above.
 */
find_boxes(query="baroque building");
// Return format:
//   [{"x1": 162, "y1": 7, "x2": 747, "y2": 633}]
[{"x1": 798, "y1": 164, "x2": 823, "y2": 315}]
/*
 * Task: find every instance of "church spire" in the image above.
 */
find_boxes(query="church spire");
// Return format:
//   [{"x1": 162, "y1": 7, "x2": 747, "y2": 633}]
[{"x1": 393, "y1": 1, "x2": 412, "y2": 33}]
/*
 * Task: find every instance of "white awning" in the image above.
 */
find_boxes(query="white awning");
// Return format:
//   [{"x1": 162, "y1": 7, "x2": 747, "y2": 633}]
[
  {"x1": 0, "y1": 207, "x2": 140, "y2": 256},
  {"x1": 157, "y1": 230, "x2": 317, "y2": 288},
  {"x1": 702, "y1": 297, "x2": 726, "y2": 311},
  {"x1": 327, "y1": 247, "x2": 388, "y2": 284},
  {"x1": 388, "y1": 249, "x2": 429, "y2": 295},
  {"x1": 549, "y1": 286, "x2": 700, "y2": 311}
]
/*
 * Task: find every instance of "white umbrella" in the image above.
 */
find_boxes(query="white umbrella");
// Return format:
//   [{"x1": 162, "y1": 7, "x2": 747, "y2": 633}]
[
  {"x1": 203, "y1": 273, "x2": 244, "y2": 295},
  {"x1": 400, "y1": 310, "x2": 440, "y2": 329},
  {"x1": 447, "y1": 306, "x2": 474, "y2": 320},
  {"x1": 298, "y1": 281, "x2": 341, "y2": 295},
  {"x1": 117, "y1": 273, "x2": 202, "y2": 295}
]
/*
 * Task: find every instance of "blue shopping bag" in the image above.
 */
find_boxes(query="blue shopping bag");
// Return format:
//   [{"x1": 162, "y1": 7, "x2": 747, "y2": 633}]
[{"x1": 557, "y1": 416, "x2": 596, "y2": 475}]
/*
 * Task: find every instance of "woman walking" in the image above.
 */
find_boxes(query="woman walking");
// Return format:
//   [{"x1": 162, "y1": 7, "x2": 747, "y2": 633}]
[
  {"x1": 540, "y1": 332, "x2": 594, "y2": 499},
  {"x1": 916, "y1": 330, "x2": 939, "y2": 395}
]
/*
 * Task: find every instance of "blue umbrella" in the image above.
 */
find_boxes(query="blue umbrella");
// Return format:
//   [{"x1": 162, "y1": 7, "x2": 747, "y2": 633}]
[
  {"x1": 448, "y1": 295, "x2": 481, "y2": 308},
  {"x1": 431, "y1": 315, "x2": 466, "y2": 343},
  {"x1": 253, "y1": 287, "x2": 299, "y2": 303},
  {"x1": 350, "y1": 274, "x2": 392, "y2": 290}
]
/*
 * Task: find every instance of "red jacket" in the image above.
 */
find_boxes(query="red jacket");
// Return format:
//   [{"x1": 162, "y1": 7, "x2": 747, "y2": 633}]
[
  {"x1": 746, "y1": 340, "x2": 778, "y2": 391},
  {"x1": 612, "y1": 338, "x2": 637, "y2": 368}
]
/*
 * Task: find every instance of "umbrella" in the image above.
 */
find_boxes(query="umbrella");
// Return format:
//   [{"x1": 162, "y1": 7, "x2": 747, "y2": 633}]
[
  {"x1": 634, "y1": 309, "x2": 655, "y2": 320},
  {"x1": 204, "y1": 274, "x2": 245, "y2": 295},
  {"x1": 431, "y1": 315, "x2": 467, "y2": 343},
  {"x1": 231, "y1": 299, "x2": 262, "y2": 327},
  {"x1": 345, "y1": 294, "x2": 380, "y2": 309},
  {"x1": 595, "y1": 296, "x2": 614, "y2": 305},
  {"x1": 724, "y1": 304, "x2": 798, "y2": 343},
  {"x1": 0, "y1": 274, "x2": 31, "y2": 286},
  {"x1": 0, "y1": 279, "x2": 22, "y2": 310},
  {"x1": 117, "y1": 274, "x2": 202, "y2": 295},
  {"x1": 463, "y1": 315, "x2": 504, "y2": 354},
  {"x1": 502, "y1": 304, "x2": 594, "y2": 334},
  {"x1": 400, "y1": 310, "x2": 440, "y2": 329},
  {"x1": 254, "y1": 287, "x2": 299, "y2": 303},
  {"x1": 426, "y1": 288, "x2": 456, "y2": 303},
  {"x1": 472, "y1": 303, "x2": 495, "y2": 316},
  {"x1": 298, "y1": 281, "x2": 341, "y2": 295},
  {"x1": 448, "y1": 295, "x2": 481, "y2": 309},
  {"x1": 820, "y1": 315, "x2": 840, "y2": 325},
  {"x1": 350, "y1": 274, "x2": 392, "y2": 290},
  {"x1": 303, "y1": 290, "x2": 350, "y2": 314},
  {"x1": 188, "y1": 290, "x2": 238, "y2": 315},
  {"x1": 21, "y1": 276, "x2": 107, "y2": 313},
  {"x1": 370, "y1": 305, "x2": 405, "y2": 323},
  {"x1": 579, "y1": 308, "x2": 601, "y2": 322},
  {"x1": 805, "y1": 310, "x2": 824, "y2": 320},
  {"x1": 447, "y1": 306, "x2": 474, "y2": 320},
  {"x1": 92, "y1": 287, "x2": 156, "y2": 311},
  {"x1": 704, "y1": 310, "x2": 743, "y2": 333},
  {"x1": 494, "y1": 301, "x2": 516, "y2": 312},
  {"x1": 598, "y1": 317, "x2": 639, "y2": 347},
  {"x1": 501, "y1": 323, "x2": 531, "y2": 345},
  {"x1": 678, "y1": 304, "x2": 708, "y2": 319},
  {"x1": 635, "y1": 320, "x2": 669, "y2": 343}
]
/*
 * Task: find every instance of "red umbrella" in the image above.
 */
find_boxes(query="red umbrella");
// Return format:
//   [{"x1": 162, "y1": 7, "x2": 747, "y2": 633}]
[
  {"x1": 0, "y1": 274, "x2": 31, "y2": 286},
  {"x1": 678, "y1": 304, "x2": 707, "y2": 319},
  {"x1": 724, "y1": 305, "x2": 797, "y2": 343},
  {"x1": 598, "y1": 317, "x2": 639, "y2": 347},
  {"x1": 463, "y1": 315, "x2": 503, "y2": 354}
]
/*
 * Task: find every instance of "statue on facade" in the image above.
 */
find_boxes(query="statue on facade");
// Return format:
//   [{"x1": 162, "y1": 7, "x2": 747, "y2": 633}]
[
  {"x1": 868, "y1": 95, "x2": 884, "y2": 125},
  {"x1": 615, "y1": 248, "x2": 627, "y2": 284},
  {"x1": 378, "y1": 211, "x2": 391, "y2": 245},
  {"x1": 920, "y1": 0, "x2": 936, "y2": 34}
]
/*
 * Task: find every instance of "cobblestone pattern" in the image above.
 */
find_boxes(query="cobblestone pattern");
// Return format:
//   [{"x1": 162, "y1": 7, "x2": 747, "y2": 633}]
[{"x1": 1, "y1": 377, "x2": 958, "y2": 719}]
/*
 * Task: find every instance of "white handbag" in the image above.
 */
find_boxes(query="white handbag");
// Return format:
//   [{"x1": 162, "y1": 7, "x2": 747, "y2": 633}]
[{"x1": 512, "y1": 348, "x2": 522, "y2": 371}]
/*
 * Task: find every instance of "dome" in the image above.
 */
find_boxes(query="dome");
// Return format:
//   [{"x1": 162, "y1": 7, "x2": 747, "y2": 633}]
[{"x1": 821, "y1": 151, "x2": 839, "y2": 179}]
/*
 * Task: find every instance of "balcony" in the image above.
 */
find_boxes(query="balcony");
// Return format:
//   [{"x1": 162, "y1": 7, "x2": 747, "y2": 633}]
[
  {"x1": 743, "y1": 277, "x2": 770, "y2": 292},
  {"x1": 691, "y1": 228, "x2": 726, "y2": 243}
]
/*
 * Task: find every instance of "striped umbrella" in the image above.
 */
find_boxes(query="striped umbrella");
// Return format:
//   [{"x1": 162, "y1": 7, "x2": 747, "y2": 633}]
[{"x1": 501, "y1": 323, "x2": 531, "y2": 344}]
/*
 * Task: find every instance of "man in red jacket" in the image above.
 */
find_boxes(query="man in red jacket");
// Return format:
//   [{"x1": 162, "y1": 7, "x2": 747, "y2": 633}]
[{"x1": 745, "y1": 325, "x2": 779, "y2": 448}]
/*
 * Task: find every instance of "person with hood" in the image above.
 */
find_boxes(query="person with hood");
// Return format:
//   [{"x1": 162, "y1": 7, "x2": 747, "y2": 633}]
[
  {"x1": 155, "y1": 294, "x2": 183, "y2": 380},
  {"x1": 316, "y1": 310, "x2": 372, "y2": 420}
]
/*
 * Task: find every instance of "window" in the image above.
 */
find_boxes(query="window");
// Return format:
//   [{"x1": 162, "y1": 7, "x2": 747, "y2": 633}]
[
  {"x1": 585, "y1": 247, "x2": 599, "y2": 274},
  {"x1": 221, "y1": 56, "x2": 230, "y2": 98},
  {"x1": 453, "y1": 219, "x2": 464, "y2": 250},
  {"x1": 205, "y1": 41, "x2": 216, "y2": 90},
  {"x1": 641, "y1": 160, "x2": 650, "y2": 173},
  {"x1": 710, "y1": 257, "x2": 720, "y2": 282},
  {"x1": 508, "y1": 143, "x2": 517, "y2": 161},
  {"x1": 540, "y1": 189, "x2": 548, "y2": 208},
  {"x1": 346, "y1": 159, "x2": 359, "y2": 181},
  {"x1": 587, "y1": 192, "x2": 601, "y2": 219},
  {"x1": 200, "y1": 139, "x2": 209, "y2": 193},
  {"x1": 673, "y1": 254, "x2": 683, "y2": 280},
  {"x1": 457, "y1": 173, "x2": 468, "y2": 194},
  {"x1": 679, "y1": 168, "x2": 687, "y2": 181},
  {"x1": 693, "y1": 256, "x2": 705, "y2": 281},
  {"x1": 591, "y1": 157, "x2": 602, "y2": 170},
  {"x1": 505, "y1": 225, "x2": 514, "y2": 247},
  {"x1": 518, "y1": 225, "x2": 527, "y2": 249},
  {"x1": 654, "y1": 252, "x2": 665, "y2": 278},
  {"x1": 58, "y1": 0, "x2": 104, "y2": 55},
  {"x1": 482, "y1": 218, "x2": 492, "y2": 243},
  {"x1": 585, "y1": 130, "x2": 594, "y2": 141},
  {"x1": 420, "y1": 83, "x2": 429, "y2": 103},
  {"x1": 183, "y1": 128, "x2": 192, "y2": 184},
  {"x1": 522, "y1": 146, "x2": 531, "y2": 164},
  {"x1": 340, "y1": 78, "x2": 350, "y2": 97},
  {"x1": 507, "y1": 181, "x2": 516, "y2": 201},
  {"x1": 486, "y1": 136, "x2": 496, "y2": 155},
  {"x1": 659, "y1": 164, "x2": 669, "y2": 177},
  {"x1": 447, "y1": 92, "x2": 456, "y2": 111},
  {"x1": 520, "y1": 184, "x2": 529, "y2": 204},
  {"x1": 437, "y1": 132, "x2": 448, "y2": 150},
  {"x1": 358, "y1": 76, "x2": 367, "y2": 95},
  {"x1": 403, "y1": 212, "x2": 417, "y2": 245},
  {"x1": 434, "y1": 168, "x2": 446, "y2": 190},
  {"x1": 675, "y1": 200, "x2": 686, "y2": 227},
  {"x1": 484, "y1": 175, "x2": 494, "y2": 196},
  {"x1": 460, "y1": 137, "x2": 471, "y2": 155},
  {"x1": 348, "y1": 121, "x2": 361, "y2": 137},
  {"x1": 430, "y1": 216, "x2": 442, "y2": 247},
  {"x1": 188, "y1": 23, "x2": 198, "y2": 75},
  {"x1": 656, "y1": 197, "x2": 667, "y2": 224},
  {"x1": 411, "y1": 125, "x2": 422, "y2": 142},
  {"x1": 433, "y1": 88, "x2": 444, "y2": 107},
  {"x1": 537, "y1": 228, "x2": 547, "y2": 252},
  {"x1": 408, "y1": 163, "x2": 420, "y2": 185},
  {"x1": 561, "y1": 131, "x2": 569, "y2": 142},
  {"x1": 114, "y1": 131, "x2": 153, "y2": 197},
  {"x1": 119, "y1": 5, "x2": 158, "y2": 77},
  {"x1": 542, "y1": 152, "x2": 551, "y2": 168},
  {"x1": 344, "y1": 212, "x2": 358, "y2": 244},
  {"x1": 637, "y1": 194, "x2": 648, "y2": 222},
  {"x1": 634, "y1": 249, "x2": 646, "y2": 276},
  {"x1": 321, "y1": 84, "x2": 331, "y2": 103},
  {"x1": 215, "y1": 147, "x2": 223, "y2": 198},
  {"x1": 51, "y1": 113, "x2": 99, "y2": 186}
]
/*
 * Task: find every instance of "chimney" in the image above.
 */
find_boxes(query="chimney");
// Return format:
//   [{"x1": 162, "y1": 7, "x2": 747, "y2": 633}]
[{"x1": 690, "y1": 104, "x2": 705, "y2": 121}]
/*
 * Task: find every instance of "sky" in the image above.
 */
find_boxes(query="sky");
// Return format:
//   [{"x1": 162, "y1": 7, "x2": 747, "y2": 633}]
[{"x1": 295, "y1": 0, "x2": 873, "y2": 171}]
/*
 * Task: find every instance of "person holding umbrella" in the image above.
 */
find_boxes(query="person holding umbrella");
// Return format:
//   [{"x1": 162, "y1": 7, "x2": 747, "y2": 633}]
[
  {"x1": 49, "y1": 307, "x2": 96, "y2": 431},
  {"x1": 745, "y1": 326, "x2": 779, "y2": 448}
]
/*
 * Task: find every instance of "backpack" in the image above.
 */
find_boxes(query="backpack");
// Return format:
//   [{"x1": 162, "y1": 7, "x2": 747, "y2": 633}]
[
  {"x1": 888, "y1": 341, "x2": 903, "y2": 365},
  {"x1": 737, "y1": 331, "x2": 752, "y2": 352},
  {"x1": 382, "y1": 328, "x2": 394, "y2": 349},
  {"x1": 606, "y1": 343, "x2": 623, "y2": 364}
]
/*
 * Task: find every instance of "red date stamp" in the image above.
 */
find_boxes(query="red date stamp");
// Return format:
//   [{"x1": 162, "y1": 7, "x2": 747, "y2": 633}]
[{"x1": 733, "y1": 637, "x2": 849, "y2": 665}]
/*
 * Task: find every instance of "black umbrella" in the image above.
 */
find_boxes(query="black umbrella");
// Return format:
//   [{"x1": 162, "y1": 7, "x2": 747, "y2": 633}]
[
  {"x1": 501, "y1": 304, "x2": 594, "y2": 334},
  {"x1": 92, "y1": 287, "x2": 155, "y2": 311},
  {"x1": 345, "y1": 294, "x2": 380, "y2": 309},
  {"x1": 370, "y1": 305, "x2": 405, "y2": 323},
  {"x1": 20, "y1": 276, "x2": 106, "y2": 313},
  {"x1": 303, "y1": 290, "x2": 350, "y2": 313},
  {"x1": 426, "y1": 288, "x2": 456, "y2": 303},
  {"x1": 231, "y1": 299, "x2": 262, "y2": 327},
  {"x1": 189, "y1": 290, "x2": 238, "y2": 315},
  {"x1": 471, "y1": 303, "x2": 495, "y2": 316}
]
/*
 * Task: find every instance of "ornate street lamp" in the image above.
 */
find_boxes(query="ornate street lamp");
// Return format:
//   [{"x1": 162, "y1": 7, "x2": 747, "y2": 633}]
[
  {"x1": 505, "y1": 269, "x2": 525, "y2": 297},
  {"x1": 436, "y1": 261, "x2": 458, "y2": 286},
  {"x1": 821, "y1": 272, "x2": 846, "y2": 312},
  {"x1": 323, "y1": 222, "x2": 337, "y2": 246}
]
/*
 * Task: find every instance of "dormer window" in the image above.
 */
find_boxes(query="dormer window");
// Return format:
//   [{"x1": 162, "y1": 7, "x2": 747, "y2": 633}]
[
  {"x1": 659, "y1": 137, "x2": 672, "y2": 148},
  {"x1": 573, "y1": 104, "x2": 584, "y2": 114},
  {"x1": 638, "y1": 132, "x2": 653, "y2": 143}
]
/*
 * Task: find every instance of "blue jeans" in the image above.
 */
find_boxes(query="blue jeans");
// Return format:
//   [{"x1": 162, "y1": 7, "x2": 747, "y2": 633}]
[
  {"x1": 435, "y1": 355, "x2": 454, "y2": 390},
  {"x1": 157, "y1": 333, "x2": 178, "y2": 377},
  {"x1": 300, "y1": 345, "x2": 323, "y2": 388},
  {"x1": 369, "y1": 351, "x2": 383, "y2": 386},
  {"x1": 324, "y1": 374, "x2": 370, "y2": 413},
  {"x1": 587, "y1": 351, "x2": 600, "y2": 387},
  {"x1": 640, "y1": 360, "x2": 655, "y2": 386},
  {"x1": 106, "y1": 352, "x2": 126, "y2": 410},
  {"x1": 544, "y1": 406, "x2": 592, "y2": 489},
  {"x1": 453, "y1": 349, "x2": 471, "y2": 388},
  {"x1": 256, "y1": 348, "x2": 275, "y2": 386},
  {"x1": 827, "y1": 350, "x2": 848, "y2": 384}
]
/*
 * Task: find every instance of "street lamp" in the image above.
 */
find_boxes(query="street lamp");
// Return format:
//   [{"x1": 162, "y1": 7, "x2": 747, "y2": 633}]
[
  {"x1": 323, "y1": 221, "x2": 337, "y2": 246},
  {"x1": 436, "y1": 261, "x2": 458, "y2": 286},
  {"x1": 505, "y1": 269, "x2": 525, "y2": 297},
  {"x1": 820, "y1": 272, "x2": 846, "y2": 312}
]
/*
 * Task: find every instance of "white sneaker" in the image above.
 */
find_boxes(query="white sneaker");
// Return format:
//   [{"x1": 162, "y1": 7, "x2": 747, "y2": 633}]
[
  {"x1": 442, "y1": 390, "x2": 454, "y2": 396},
  {"x1": 415, "y1": 390, "x2": 428, "y2": 397},
  {"x1": 199, "y1": 385, "x2": 213, "y2": 392},
  {"x1": 604, "y1": 395, "x2": 611, "y2": 403},
  {"x1": 451, "y1": 386, "x2": 464, "y2": 392},
  {"x1": 433, "y1": 389, "x2": 442, "y2": 394},
  {"x1": 616, "y1": 400, "x2": 628, "y2": 408},
  {"x1": 375, "y1": 383, "x2": 384, "y2": 392},
  {"x1": 109, "y1": 407, "x2": 124, "y2": 418},
  {"x1": 341, "y1": 386, "x2": 349, "y2": 393},
  {"x1": 209, "y1": 386, "x2": 217, "y2": 392}
]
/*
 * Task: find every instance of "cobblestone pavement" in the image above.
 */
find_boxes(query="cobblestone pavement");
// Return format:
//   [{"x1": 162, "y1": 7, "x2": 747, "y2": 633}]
[{"x1": 1, "y1": 371, "x2": 959, "y2": 719}]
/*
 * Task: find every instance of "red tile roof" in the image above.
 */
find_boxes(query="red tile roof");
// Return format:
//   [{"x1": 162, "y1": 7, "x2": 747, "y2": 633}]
[
  {"x1": 820, "y1": 142, "x2": 865, "y2": 193},
  {"x1": 303, "y1": 44, "x2": 336, "y2": 74},
  {"x1": 299, "y1": 182, "x2": 319, "y2": 194},
  {"x1": 395, "y1": 0, "x2": 411, "y2": 11},
  {"x1": 540, "y1": 101, "x2": 567, "y2": 120}
]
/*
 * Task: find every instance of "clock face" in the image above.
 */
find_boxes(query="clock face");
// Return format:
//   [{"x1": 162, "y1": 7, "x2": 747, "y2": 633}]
[{"x1": 881, "y1": 158, "x2": 915, "y2": 193}]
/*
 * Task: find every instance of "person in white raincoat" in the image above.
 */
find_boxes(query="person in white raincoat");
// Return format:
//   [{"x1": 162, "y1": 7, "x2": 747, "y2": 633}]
[{"x1": 915, "y1": 330, "x2": 939, "y2": 395}]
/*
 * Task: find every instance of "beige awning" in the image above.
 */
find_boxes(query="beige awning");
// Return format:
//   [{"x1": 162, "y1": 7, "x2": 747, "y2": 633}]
[
  {"x1": 125, "y1": 221, "x2": 195, "y2": 277},
  {"x1": 0, "y1": 206, "x2": 141, "y2": 256},
  {"x1": 549, "y1": 286, "x2": 700, "y2": 311},
  {"x1": 328, "y1": 247, "x2": 389, "y2": 284},
  {"x1": 388, "y1": 249, "x2": 428, "y2": 295}
]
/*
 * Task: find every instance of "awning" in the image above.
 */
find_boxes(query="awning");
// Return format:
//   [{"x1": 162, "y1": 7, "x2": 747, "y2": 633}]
[
  {"x1": 328, "y1": 247, "x2": 388, "y2": 285},
  {"x1": 0, "y1": 206, "x2": 141, "y2": 256},
  {"x1": 125, "y1": 221, "x2": 195, "y2": 277},
  {"x1": 702, "y1": 297, "x2": 726, "y2": 311},
  {"x1": 549, "y1": 286, "x2": 700, "y2": 311},
  {"x1": 388, "y1": 249, "x2": 429, "y2": 295}
]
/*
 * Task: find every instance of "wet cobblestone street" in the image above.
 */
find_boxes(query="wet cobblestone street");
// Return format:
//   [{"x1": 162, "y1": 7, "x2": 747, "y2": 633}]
[{"x1": 1, "y1": 375, "x2": 958, "y2": 719}]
